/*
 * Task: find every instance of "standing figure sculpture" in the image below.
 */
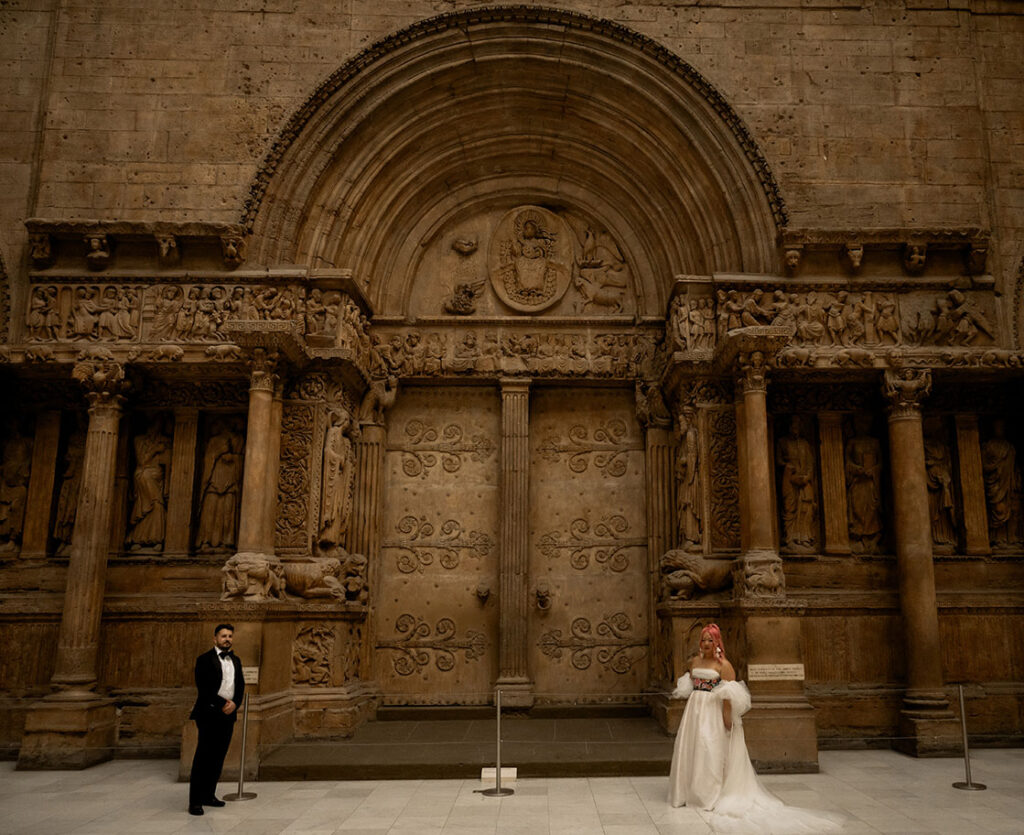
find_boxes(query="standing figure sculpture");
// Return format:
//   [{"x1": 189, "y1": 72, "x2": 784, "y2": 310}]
[
  {"x1": 127, "y1": 421, "x2": 171, "y2": 550},
  {"x1": 776, "y1": 415, "x2": 818, "y2": 552},
  {"x1": 53, "y1": 435, "x2": 85, "y2": 554},
  {"x1": 981, "y1": 419, "x2": 1022, "y2": 547},
  {"x1": 923, "y1": 418, "x2": 957, "y2": 549},
  {"x1": 0, "y1": 429, "x2": 32, "y2": 552},
  {"x1": 845, "y1": 415, "x2": 884, "y2": 553},
  {"x1": 675, "y1": 407, "x2": 702, "y2": 551},
  {"x1": 319, "y1": 409, "x2": 357, "y2": 552},
  {"x1": 197, "y1": 422, "x2": 244, "y2": 551}
]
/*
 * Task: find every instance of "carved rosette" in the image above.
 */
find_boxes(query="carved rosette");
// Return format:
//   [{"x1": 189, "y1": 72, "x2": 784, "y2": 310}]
[{"x1": 883, "y1": 368, "x2": 932, "y2": 419}]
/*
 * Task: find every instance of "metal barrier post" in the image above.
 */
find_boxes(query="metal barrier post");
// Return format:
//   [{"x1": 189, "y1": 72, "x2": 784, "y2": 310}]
[
  {"x1": 224, "y1": 694, "x2": 257, "y2": 801},
  {"x1": 479, "y1": 688, "x2": 514, "y2": 797},
  {"x1": 952, "y1": 683, "x2": 985, "y2": 791}
]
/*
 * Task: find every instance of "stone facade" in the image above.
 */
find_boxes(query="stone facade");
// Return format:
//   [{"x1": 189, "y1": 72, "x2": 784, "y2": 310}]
[{"x1": 1, "y1": 1, "x2": 1022, "y2": 769}]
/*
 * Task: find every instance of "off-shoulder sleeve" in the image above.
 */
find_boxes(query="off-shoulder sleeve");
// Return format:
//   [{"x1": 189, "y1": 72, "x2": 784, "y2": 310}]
[
  {"x1": 671, "y1": 672, "x2": 693, "y2": 699},
  {"x1": 713, "y1": 679, "x2": 752, "y2": 716}
]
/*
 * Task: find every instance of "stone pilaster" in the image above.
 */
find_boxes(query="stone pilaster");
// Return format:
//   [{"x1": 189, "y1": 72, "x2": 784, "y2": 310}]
[
  {"x1": 164, "y1": 409, "x2": 199, "y2": 557},
  {"x1": 18, "y1": 358, "x2": 126, "y2": 769},
  {"x1": 953, "y1": 414, "x2": 990, "y2": 556},
  {"x1": 883, "y1": 368, "x2": 958, "y2": 756},
  {"x1": 20, "y1": 411, "x2": 61, "y2": 560},
  {"x1": 264, "y1": 378, "x2": 284, "y2": 549},
  {"x1": 496, "y1": 378, "x2": 532, "y2": 706},
  {"x1": 818, "y1": 412, "x2": 852, "y2": 555}
]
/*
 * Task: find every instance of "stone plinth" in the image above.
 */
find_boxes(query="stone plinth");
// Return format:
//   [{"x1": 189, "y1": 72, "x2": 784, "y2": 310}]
[{"x1": 17, "y1": 697, "x2": 117, "y2": 770}]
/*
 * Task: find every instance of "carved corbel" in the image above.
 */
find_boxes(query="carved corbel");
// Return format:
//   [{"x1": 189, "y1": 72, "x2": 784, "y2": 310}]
[
  {"x1": 155, "y1": 234, "x2": 179, "y2": 266},
  {"x1": 842, "y1": 241, "x2": 864, "y2": 274},
  {"x1": 29, "y1": 233, "x2": 53, "y2": 269},
  {"x1": 883, "y1": 367, "x2": 932, "y2": 418},
  {"x1": 358, "y1": 375, "x2": 397, "y2": 426},
  {"x1": 83, "y1": 233, "x2": 110, "y2": 271},
  {"x1": 783, "y1": 246, "x2": 803, "y2": 276},
  {"x1": 220, "y1": 234, "x2": 246, "y2": 269},
  {"x1": 903, "y1": 241, "x2": 927, "y2": 275},
  {"x1": 635, "y1": 380, "x2": 672, "y2": 429},
  {"x1": 965, "y1": 242, "x2": 988, "y2": 276}
]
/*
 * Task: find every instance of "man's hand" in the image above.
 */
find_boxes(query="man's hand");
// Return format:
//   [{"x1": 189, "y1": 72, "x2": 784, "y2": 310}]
[{"x1": 222, "y1": 699, "x2": 236, "y2": 715}]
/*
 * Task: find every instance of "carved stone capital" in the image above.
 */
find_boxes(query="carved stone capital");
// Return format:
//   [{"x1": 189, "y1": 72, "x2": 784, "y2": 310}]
[
  {"x1": 883, "y1": 367, "x2": 932, "y2": 418},
  {"x1": 735, "y1": 551, "x2": 786, "y2": 600},
  {"x1": 71, "y1": 350, "x2": 127, "y2": 410},
  {"x1": 737, "y1": 350, "x2": 768, "y2": 394},
  {"x1": 635, "y1": 380, "x2": 672, "y2": 429},
  {"x1": 715, "y1": 326, "x2": 792, "y2": 387},
  {"x1": 248, "y1": 348, "x2": 280, "y2": 393}
]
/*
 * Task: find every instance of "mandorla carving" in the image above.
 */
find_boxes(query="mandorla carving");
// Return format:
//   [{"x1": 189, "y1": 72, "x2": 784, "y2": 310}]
[
  {"x1": 292, "y1": 624, "x2": 335, "y2": 686},
  {"x1": 537, "y1": 613, "x2": 647, "y2": 674},
  {"x1": 394, "y1": 419, "x2": 496, "y2": 478},
  {"x1": 378, "y1": 614, "x2": 486, "y2": 676},
  {"x1": 537, "y1": 514, "x2": 644, "y2": 572},
  {"x1": 538, "y1": 419, "x2": 641, "y2": 478},
  {"x1": 385, "y1": 515, "x2": 494, "y2": 574}
]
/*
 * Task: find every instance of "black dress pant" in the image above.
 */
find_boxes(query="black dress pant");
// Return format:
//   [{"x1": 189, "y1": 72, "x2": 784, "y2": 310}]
[{"x1": 189, "y1": 715, "x2": 235, "y2": 805}]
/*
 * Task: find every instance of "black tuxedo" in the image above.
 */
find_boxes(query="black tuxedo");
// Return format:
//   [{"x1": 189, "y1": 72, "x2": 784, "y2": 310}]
[{"x1": 189, "y1": 647, "x2": 245, "y2": 806}]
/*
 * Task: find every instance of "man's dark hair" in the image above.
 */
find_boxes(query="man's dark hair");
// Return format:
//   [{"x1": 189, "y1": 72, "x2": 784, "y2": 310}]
[{"x1": 214, "y1": 623, "x2": 234, "y2": 634}]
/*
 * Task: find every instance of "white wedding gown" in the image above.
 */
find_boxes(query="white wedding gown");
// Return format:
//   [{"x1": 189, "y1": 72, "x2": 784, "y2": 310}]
[{"x1": 668, "y1": 668, "x2": 843, "y2": 834}]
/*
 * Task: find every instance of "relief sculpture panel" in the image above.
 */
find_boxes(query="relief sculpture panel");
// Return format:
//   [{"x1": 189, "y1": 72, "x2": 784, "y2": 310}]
[
  {"x1": 529, "y1": 388, "x2": 649, "y2": 703},
  {"x1": 375, "y1": 387, "x2": 500, "y2": 705}
]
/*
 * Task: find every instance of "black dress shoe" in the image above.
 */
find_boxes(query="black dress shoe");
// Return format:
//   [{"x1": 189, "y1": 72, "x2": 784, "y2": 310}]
[
  {"x1": 188, "y1": 806, "x2": 204, "y2": 816},
  {"x1": 204, "y1": 797, "x2": 226, "y2": 807}
]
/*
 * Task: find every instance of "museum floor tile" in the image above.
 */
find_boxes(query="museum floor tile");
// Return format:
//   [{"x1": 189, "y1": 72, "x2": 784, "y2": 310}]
[{"x1": 0, "y1": 748, "x2": 1021, "y2": 835}]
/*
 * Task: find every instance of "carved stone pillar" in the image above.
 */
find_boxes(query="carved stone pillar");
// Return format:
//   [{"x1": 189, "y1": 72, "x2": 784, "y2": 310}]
[
  {"x1": 883, "y1": 369, "x2": 958, "y2": 755},
  {"x1": 953, "y1": 414, "x2": 991, "y2": 556},
  {"x1": 164, "y1": 408, "x2": 199, "y2": 557},
  {"x1": 20, "y1": 411, "x2": 61, "y2": 559},
  {"x1": 222, "y1": 349, "x2": 285, "y2": 601},
  {"x1": 497, "y1": 378, "x2": 532, "y2": 706},
  {"x1": 735, "y1": 352, "x2": 784, "y2": 598},
  {"x1": 818, "y1": 412, "x2": 852, "y2": 555},
  {"x1": 18, "y1": 359, "x2": 126, "y2": 769}
]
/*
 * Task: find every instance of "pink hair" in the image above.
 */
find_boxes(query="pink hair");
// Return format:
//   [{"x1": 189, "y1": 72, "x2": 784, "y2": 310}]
[{"x1": 701, "y1": 623, "x2": 726, "y2": 661}]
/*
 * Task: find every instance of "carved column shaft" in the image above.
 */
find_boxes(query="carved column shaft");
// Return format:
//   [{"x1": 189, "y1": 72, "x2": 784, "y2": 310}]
[
  {"x1": 884, "y1": 370, "x2": 946, "y2": 707},
  {"x1": 21, "y1": 411, "x2": 61, "y2": 559},
  {"x1": 498, "y1": 379, "x2": 531, "y2": 697},
  {"x1": 644, "y1": 425, "x2": 675, "y2": 684},
  {"x1": 818, "y1": 412, "x2": 852, "y2": 555},
  {"x1": 739, "y1": 375, "x2": 774, "y2": 553},
  {"x1": 263, "y1": 383, "x2": 284, "y2": 549},
  {"x1": 164, "y1": 409, "x2": 199, "y2": 555},
  {"x1": 349, "y1": 424, "x2": 386, "y2": 560},
  {"x1": 52, "y1": 379, "x2": 124, "y2": 693},
  {"x1": 237, "y1": 353, "x2": 278, "y2": 555},
  {"x1": 954, "y1": 414, "x2": 991, "y2": 555}
]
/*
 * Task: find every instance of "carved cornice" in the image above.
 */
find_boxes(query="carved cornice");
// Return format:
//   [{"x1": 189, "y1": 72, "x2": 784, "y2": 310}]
[
  {"x1": 883, "y1": 367, "x2": 932, "y2": 418},
  {"x1": 224, "y1": 318, "x2": 307, "y2": 366}
]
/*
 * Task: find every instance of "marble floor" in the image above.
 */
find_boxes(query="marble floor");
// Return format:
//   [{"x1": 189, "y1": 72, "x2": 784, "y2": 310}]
[{"x1": 0, "y1": 749, "x2": 1021, "y2": 834}]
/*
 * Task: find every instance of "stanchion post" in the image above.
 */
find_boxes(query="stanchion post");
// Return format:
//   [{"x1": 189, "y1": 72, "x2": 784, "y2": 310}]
[
  {"x1": 224, "y1": 694, "x2": 257, "y2": 801},
  {"x1": 479, "y1": 687, "x2": 514, "y2": 797},
  {"x1": 952, "y1": 683, "x2": 985, "y2": 791}
]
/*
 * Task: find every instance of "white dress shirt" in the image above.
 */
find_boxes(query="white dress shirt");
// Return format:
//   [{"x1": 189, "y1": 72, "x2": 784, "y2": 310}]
[{"x1": 216, "y1": 648, "x2": 236, "y2": 702}]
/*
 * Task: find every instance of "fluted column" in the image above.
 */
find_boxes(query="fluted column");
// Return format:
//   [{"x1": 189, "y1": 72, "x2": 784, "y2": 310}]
[
  {"x1": 883, "y1": 368, "x2": 957, "y2": 755},
  {"x1": 735, "y1": 351, "x2": 784, "y2": 598},
  {"x1": 497, "y1": 378, "x2": 532, "y2": 705},
  {"x1": 237, "y1": 349, "x2": 278, "y2": 556}
]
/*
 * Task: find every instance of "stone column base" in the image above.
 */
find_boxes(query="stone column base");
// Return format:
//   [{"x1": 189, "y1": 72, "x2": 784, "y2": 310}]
[
  {"x1": 894, "y1": 710, "x2": 960, "y2": 757},
  {"x1": 742, "y1": 696, "x2": 819, "y2": 773},
  {"x1": 17, "y1": 697, "x2": 116, "y2": 770},
  {"x1": 294, "y1": 684, "x2": 379, "y2": 739},
  {"x1": 494, "y1": 677, "x2": 534, "y2": 708},
  {"x1": 648, "y1": 692, "x2": 685, "y2": 735}
]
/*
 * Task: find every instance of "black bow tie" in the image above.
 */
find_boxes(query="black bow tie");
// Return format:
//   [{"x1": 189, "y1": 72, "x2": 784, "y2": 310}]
[{"x1": 219, "y1": 651, "x2": 231, "y2": 659}]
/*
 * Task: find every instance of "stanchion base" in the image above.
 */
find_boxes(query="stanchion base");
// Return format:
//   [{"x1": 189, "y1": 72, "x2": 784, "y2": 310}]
[
  {"x1": 477, "y1": 788, "x2": 515, "y2": 797},
  {"x1": 223, "y1": 792, "x2": 258, "y2": 801},
  {"x1": 952, "y1": 782, "x2": 986, "y2": 791}
]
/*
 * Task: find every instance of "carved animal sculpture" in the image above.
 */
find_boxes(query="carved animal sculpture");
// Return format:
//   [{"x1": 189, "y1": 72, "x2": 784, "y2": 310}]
[{"x1": 659, "y1": 550, "x2": 735, "y2": 599}]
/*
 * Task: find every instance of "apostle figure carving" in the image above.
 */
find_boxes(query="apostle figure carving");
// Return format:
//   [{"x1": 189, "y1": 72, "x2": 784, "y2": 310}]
[
  {"x1": 923, "y1": 418, "x2": 957, "y2": 550},
  {"x1": 196, "y1": 421, "x2": 244, "y2": 551},
  {"x1": 53, "y1": 434, "x2": 85, "y2": 555},
  {"x1": 319, "y1": 409, "x2": 358, "y2": 552},
  {"x1": 845, "y1": 415, "x2": 883, "y2": 553},
  {"x1": 126, "y1": 421, "x2": 171, "y2": 551},
  {"x1": 675, "y1": 407, "x2": 702, "y2": 551},
  {"x1": 0, "y1": 429, "x2": 32, "y2": 552},
  {"x1": 981, "y1": 419, "x2": 1022, "y2": 548},
  {"x1": 776, "y1": 415, "x2": 818, "y2": 552}
]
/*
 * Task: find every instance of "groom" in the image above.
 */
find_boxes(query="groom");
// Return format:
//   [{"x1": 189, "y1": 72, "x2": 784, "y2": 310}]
[{"x1": 188, "y1": 623, "x2": 245, "y2": 816}]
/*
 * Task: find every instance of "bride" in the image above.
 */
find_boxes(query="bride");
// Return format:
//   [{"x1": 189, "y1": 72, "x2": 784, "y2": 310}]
[{"x1": 668, "y1": 624, "x2": 843, "y2": 834}]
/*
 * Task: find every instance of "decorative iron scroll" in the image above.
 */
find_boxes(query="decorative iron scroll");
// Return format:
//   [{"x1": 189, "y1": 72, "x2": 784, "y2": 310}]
[
  {"x1": 536, "y1": 514, "x2": 644, "y2": 572},
  {"x1": 383, "y1": 515, "x2": 494, "y2": 573},
  {"x1": 537, "y1": 419, "x2": 642, "y2": 478},
  {"x1": 537, "y1": 613, "x2": 647, "y2": 674},
  {"x1": 392, "y1": 420, "x2": 496, "y2": 478},
  {"x1": 377, "y1": 614, "x2": 487, "y2": 676}
]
